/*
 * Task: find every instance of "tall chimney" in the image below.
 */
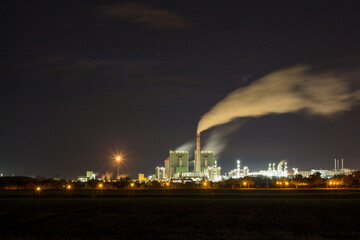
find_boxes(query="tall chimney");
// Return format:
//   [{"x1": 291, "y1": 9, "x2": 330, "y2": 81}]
[
  {"x1": 334, "y1": 158, "x2": 337, "y2": 171},
  {"x1": 342, "y1": 158, "x2": 344, "y2": 170},
  {"x1": 337, "y1": 159, "x2": 340, "y2": 171},
  {"x1": 196, "y1": 134, "x2": 201, "y2": 172}
]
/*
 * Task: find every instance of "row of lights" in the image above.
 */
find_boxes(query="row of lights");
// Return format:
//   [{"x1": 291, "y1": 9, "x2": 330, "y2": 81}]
[
  {"x1": 329, "y1": 181, "x2": 341, "y2": 185},
  {"x1": 36, "y1": 184, "x2": 72, "y2": 192},
  {"x1": 276, "y1": 181, "x2": 289, "y2": 186}
]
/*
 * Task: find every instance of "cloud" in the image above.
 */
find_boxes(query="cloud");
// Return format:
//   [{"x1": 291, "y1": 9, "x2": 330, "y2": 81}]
[{"x1": 97, "y1": 3, "x2": 188, "y2": 29}]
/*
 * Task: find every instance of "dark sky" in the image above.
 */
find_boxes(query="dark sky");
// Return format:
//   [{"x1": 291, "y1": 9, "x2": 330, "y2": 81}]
[{"x1": 2, "y1": 0, "x2": 360, "y2": 178}]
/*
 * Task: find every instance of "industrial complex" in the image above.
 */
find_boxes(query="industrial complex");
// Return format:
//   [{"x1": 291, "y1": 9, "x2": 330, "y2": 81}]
[{"x1": 142, "y1": 134, "x2": 357, "y2": 183}]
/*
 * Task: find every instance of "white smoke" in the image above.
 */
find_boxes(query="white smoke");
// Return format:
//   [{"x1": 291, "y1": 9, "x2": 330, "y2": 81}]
[
  {"x1": 203, "y1": 121, "x2": 245, "y2": 160},
  {"x1": 101, "y1": 172, "x2": 113, "y2": 181},
  {"x1": 175, "y1": 140, "x2": 195, "y2": 152},
  {"x1": 198, "y1": 65, "x2": 360, "y2": 133}
]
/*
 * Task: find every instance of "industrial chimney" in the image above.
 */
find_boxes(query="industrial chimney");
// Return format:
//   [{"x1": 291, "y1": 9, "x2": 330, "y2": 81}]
[
  {"x1": 195, "y1": 133, "x2": 201, "y2": 172},
  {"x1": 334, "y1": 158, "x2": 337, "y2": 171}
]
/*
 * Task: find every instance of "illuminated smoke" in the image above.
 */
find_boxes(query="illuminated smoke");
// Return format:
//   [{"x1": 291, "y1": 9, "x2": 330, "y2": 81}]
[
  {"x1": 175, "y1": 140, "x2": 195, "y2": 159},
  {"x1": 175, "y1": 140, "x2": 195, "y2": 152},
  {"x1": 203, "y1": 121, "x2": 245, "y2": 160},
  {"x1": 101, "y1": 172, "x2": 113, "y2": 181},
  {"x1": 198, "y1": 65, "x2": 360, "y2": 133}
]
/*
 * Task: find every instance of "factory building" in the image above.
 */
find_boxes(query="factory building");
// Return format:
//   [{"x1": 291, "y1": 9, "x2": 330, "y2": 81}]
[
  {"x1": 138, "y1": 173, "x2": 147, "y2": 182},
  {"x1": 166, "y1": 150, "x2": 189, "y2": 179},
  {"x1": 86, "y1": 171, "x2": 95, "y2": 180},
  {"x1": 155, "y1": 167, "x2": 166, "y2": 180},
  {"x1": 194, "y1": 150, "x2": 215, "y2": 172},
  {"x1": 297, "y1": 159, "x2": 356, "y2": 178},
  {"x1": 204, "y1": 160, "x2": 221, "y2": 181},
  {"x1": 228, "y1": 160, "x2": 249, "y2": 178}
]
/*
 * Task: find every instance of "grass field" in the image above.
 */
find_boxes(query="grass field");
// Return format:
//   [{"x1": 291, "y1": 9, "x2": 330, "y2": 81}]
[{"x1": 0, "y1": 189, "x2": 359, "y2": 240}]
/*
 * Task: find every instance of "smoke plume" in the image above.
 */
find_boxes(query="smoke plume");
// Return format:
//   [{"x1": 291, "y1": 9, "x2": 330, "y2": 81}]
[
  {"x1": 203, "y1": 121, "x2": 245, "y2": 160},
  {"x1": 198, "y1": 65, "x2": 360, "y2": 133},
  {"x1": 175, "y1": 140, "x2": 195, "y2": 152},
  {"x1": 175, "y1": 140, "x2": 195, "y2": 160}
]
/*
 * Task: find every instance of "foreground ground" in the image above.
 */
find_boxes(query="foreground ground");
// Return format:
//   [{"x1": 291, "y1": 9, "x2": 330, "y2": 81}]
[{"x1": 0, "y1": 189, "x2": 359, "y2": 240}]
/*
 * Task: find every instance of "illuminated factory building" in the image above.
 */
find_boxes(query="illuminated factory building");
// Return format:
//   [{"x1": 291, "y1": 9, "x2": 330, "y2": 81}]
[
  {"x1": 147, "y1": 133, "x2": 358, "y2": 182},
  {"x1": 165, "y1": 150, "x2": 189, "y2": 179}
]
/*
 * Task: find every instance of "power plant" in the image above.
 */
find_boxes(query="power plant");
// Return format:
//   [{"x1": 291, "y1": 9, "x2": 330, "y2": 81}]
[{"x1": 144, "y1": 133, "x2": 357, "y2": 182}]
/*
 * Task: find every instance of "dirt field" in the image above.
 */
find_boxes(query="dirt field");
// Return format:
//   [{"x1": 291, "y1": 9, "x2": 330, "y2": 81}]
[{"x1": 0, "y1": 189, "x2": 359, "y2": 240}]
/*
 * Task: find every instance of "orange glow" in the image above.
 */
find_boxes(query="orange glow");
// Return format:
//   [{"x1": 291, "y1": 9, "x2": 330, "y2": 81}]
[
  {"x1": 99, "y1": 184, "x2": 103, "y2": 188},
  {"x1": 285, "y1": 182, "x2": 289, "y2": 185},
  {"x1": 116, "y1": 156, "x2": 121, "y2": 161},
  {"x1": 203, "y1": 182, "x2": 207, "y2": 186},
  {"x1": 67, "y1": 185, "x2": 71, "y2": 189},
  {"x1": 130, "y1": 183, "x2": 134, "y2": 187},
  {"x1": 243, "y1": 182, "x2": 247, "y2": 185},
  {"x1": 166, "y1": 182, "x2": 170, "y2": 186},
  {"x1": 36, "y1": 187, "x2": 41, "y2": 191}
]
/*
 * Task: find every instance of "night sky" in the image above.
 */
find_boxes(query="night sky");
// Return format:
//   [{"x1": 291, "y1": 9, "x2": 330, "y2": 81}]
[{"x1": 2, "y1": 1, "x2": 360, "y2": 178}]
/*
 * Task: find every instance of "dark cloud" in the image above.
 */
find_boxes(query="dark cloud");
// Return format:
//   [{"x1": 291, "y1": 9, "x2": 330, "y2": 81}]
[{"x1": 97, "y1": 3, "x2": 188, "y2": 29}]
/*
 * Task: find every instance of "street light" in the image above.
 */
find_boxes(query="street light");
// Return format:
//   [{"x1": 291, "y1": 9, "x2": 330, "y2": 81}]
[{"x1": 116, "y1": 156, "x2": 121, "y2": 180}]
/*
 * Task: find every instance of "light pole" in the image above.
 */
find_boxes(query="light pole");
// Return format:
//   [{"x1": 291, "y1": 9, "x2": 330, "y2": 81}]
[{"x1": 116, "y1": 156, "x2": 121, "y2": 179}]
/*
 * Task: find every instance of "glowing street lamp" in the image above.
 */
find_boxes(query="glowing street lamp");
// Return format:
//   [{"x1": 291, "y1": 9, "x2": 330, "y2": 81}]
[
  {"x1": 203, "y1": 182, "x2": 207, "y2": 186},
  {"x1": 36, "y1": 187, "x2": 41, "y2": 192},
  {"x1": 98, "y1": 183, "x2": 103, "y2": 189},
  {"x1": 67, "y1": 185, "x2": 71, "y2": 190},
  {"x1": 130, "y1": 183, "x2": 134, "y2": 188},
  {"x1": 116, "y1": 156, "x2": 121, "y2": 179}
]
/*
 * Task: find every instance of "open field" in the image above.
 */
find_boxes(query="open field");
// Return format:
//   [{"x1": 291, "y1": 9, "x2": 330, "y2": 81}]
[{"x1": 0, "y1": 189, "x2": 359, "y2": 240}]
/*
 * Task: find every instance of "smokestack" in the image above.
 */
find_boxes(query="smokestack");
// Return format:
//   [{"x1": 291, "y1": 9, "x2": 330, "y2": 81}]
[
  {"x1": 342, "y1": 158, "x2": 344, "y2": 170},
  {"x1": 337, "y1": 159, "x2": 340, "y2": 171},
  {"x1": 195, "y1": 134, "x2": 201, "y2": 172},
  {"x1": 334, "y1": 158, "x2": 337, "y2": 171}
]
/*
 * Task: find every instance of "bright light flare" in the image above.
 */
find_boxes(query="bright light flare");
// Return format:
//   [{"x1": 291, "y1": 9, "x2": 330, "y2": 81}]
[
  {"x1": 67, "y1": 185, "x2": 71, "y2": 189},
  {"x1": 130, "y1": 183, "x2": 134, "y2": 187},
  {"x1": 36, "y1": 187, "x2": 41, "y2": 191}
]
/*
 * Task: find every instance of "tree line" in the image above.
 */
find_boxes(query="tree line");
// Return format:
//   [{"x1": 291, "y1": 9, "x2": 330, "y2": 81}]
[{"x1": 0, "y1": 171, "x2": 359, "y2": 190}]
